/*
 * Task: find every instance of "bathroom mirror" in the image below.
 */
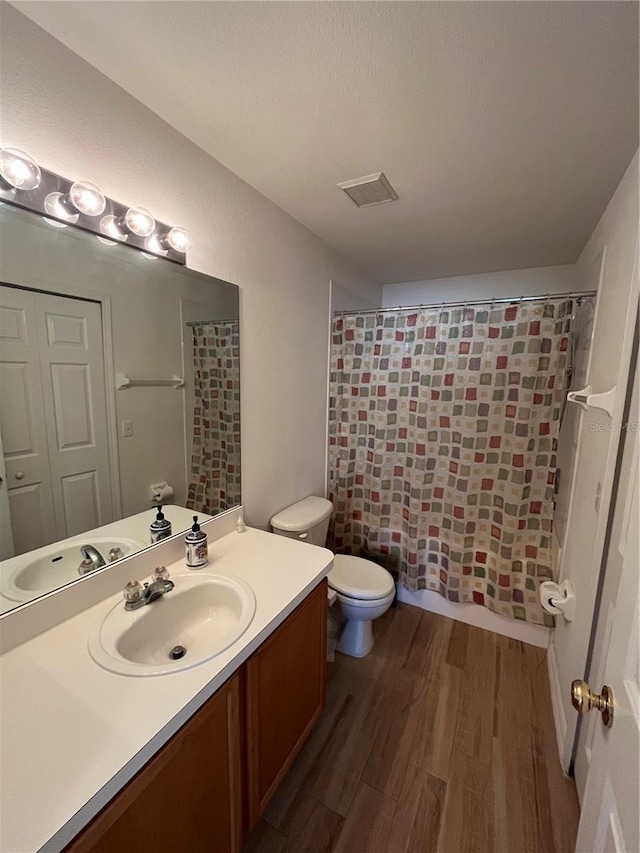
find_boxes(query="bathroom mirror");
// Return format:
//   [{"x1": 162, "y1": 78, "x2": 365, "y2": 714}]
[{"x1": 0, "y1": 204, "x2": 241, "y2": 615}]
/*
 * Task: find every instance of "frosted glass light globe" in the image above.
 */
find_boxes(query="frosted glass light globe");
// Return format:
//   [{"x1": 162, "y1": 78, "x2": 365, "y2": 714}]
[
  {"x1": 165, "y1": 226, "x2": 192, "y2": 253},
  {"x1": 100, "y1": 215, "x2": 128, "y2": 241},
  {"x1": 143, "y1": 233, "x2": 168, "y2": 257},
  {"x1": 69, "y1": 181, "x2": 106, "y2": 216},
  {"x1": 123, "y1": 206, "x2": 155, "y2": 237},
  {"x1": 0, "y1": 148, "x2": 41, "y2": 191},
  {"x1": 44, "y1": 192, "x2": 79, "y2": 224}
]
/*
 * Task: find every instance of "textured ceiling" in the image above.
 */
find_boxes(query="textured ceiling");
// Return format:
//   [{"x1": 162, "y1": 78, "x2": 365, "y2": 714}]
[{"x1": 12, "y1": 1, "x2": 639, "y2": 284}]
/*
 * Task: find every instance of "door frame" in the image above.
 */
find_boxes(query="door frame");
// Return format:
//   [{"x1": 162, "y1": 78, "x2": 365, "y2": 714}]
[{"x1": 0, "y1": 276, "x2": 123, "y2": 523}]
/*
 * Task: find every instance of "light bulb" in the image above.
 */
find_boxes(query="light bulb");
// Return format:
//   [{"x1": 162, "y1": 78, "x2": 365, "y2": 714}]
[
  {"x1": 122, "y1": 206, "x2": 155, "y2": 237},
  {"x1": 160, "y1": 226, "x2": 191, "y2": 253},
  {"x1": 99, "y1": 215, "x2": 128, "y2": 241},
  {"x1": 0, "y1": 148, "x2": 41, "y2": 191},
  {"x1": 68, "y1": 181, "x2": 106, "y2": 216},
  {"x1": 44, "y1": 192, "x2": 79, "y2": 224},
  {"x1": 143, "y1": 232, "x2": 167, "y2": 257}
]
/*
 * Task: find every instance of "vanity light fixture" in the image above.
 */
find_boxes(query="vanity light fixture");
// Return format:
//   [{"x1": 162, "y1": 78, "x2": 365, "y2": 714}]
[
  {"x1": 119, "y1": 206, "x2": 155, "y2": 237},
  {"x1": 0, "y1": 148, "x2": 42, "y2": 192},
  {"x1": 44, "y1": 192, "x2": 80, "y2": 223},
  {"x1": 45, "y1": 180, "x2": 106, "y2": 222},
  {"x1": 102, "y1": 206, "x2": 155, "y2": 241},
  {"x1": 144, "y1": 232, "x2": 168, "y2": 257},
  {"x1": 0, "y1": 145, "x2": 191, "y2": 263},
  {"x1": 160, "y1": 226, "x2": 192, "y2": 253},
  {"x1": 65, "y1": 181, "x2": 106, "y2": 216},
  {"x1": 99, "y1": 214, "x2": 128, "y2": 241}
]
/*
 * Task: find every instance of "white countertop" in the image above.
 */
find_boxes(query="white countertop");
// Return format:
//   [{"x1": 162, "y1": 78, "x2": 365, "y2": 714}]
[
  {"x1": 0, "y1": 505, "x2": 212, "y2": 615},
  {"x1": 0, "y1": 527, "x2": 333, "y2": 853}
]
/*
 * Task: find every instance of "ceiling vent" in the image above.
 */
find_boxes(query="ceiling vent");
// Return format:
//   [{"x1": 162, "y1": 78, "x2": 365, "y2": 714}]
[{"x1": 337, "y1": 172, "x2": 399, "y2": 208}]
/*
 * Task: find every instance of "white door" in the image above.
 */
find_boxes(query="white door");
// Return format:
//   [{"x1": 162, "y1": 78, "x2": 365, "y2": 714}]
[
  {"x1": 574, "y1": 347, "x2": 639, "y2": 852},
  {"x1": 0, "y1": 285, "x2": 113, "y2": 552},
  {"x1": 547, "y1": 158, "x2": 639, "y2": 778},
  {"x1": 34, "y1": 291, "x2": 113, "y2": 538},
  {"x1": 0, "y1": 286, "x2": 57, "y2": 551}
]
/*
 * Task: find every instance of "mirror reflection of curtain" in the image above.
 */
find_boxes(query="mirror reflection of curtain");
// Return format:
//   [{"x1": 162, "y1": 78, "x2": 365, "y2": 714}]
[
  {"x1": 328, "y1": 299, "x2": 576, "y2": 626},
  {"x1": 186, "y1": 321, "x2": 241, "y2": 515}
]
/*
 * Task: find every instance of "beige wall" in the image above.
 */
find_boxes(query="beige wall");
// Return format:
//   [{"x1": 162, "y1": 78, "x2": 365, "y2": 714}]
[
  {"x1": 0, "y1": 5, "x2": 381, "y2": 528},
  {"x1": 382, "y1": 263, "x2": 579, "y2": 307}
]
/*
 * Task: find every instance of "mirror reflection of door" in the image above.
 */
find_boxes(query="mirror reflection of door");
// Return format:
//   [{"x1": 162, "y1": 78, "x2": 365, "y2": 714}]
[
  {"x1": 0, "y1": 426, "x2": 14, "y2": 560},
  {"x1": 0, "y1": 285, "x2": 113, "y2": 556}
]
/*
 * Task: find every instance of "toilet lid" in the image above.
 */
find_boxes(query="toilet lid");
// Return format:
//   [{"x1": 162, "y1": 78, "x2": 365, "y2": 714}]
[{"x1": 328, "y1": 555, "x2": 395, "y2": 600}]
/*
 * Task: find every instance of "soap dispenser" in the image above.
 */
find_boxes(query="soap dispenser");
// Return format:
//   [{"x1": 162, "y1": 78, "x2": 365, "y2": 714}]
[
  {"x1": 150, "y1": 505, "x2": 172, "y2": 544},
  {"x1": 185, "y1": 515, "x2": 208, "y2": 568}
]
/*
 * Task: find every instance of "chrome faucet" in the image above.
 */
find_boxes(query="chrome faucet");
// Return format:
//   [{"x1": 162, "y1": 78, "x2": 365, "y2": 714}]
[
  {"x1": 123, "y1": 567, "x2": 174, "y2": 611},
  {"x1": 78, "y1": 545, "x2": 107, "y2": 575}
]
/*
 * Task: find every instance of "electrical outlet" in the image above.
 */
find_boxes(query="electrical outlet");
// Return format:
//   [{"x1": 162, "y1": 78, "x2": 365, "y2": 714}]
[{"x1": 121, "y1": 420, "x2": 134, "y2": 438}]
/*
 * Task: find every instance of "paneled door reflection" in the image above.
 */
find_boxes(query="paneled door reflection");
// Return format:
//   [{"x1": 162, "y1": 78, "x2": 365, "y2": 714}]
[{"x1": 0, "y1": 285, "x2": 113, "y2": 556}]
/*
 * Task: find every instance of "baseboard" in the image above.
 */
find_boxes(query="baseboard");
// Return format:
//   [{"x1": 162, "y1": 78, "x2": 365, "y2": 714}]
[
  {"x1": 547, "y1": 637, "x2": 571, "y2": 773},
  {"x1": 396, "y1": 586, "x2": 551, "y2": 649}
]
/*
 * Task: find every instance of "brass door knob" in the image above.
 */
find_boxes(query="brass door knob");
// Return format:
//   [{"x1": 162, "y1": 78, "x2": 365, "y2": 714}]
[{"x1": 571, "y1": 679, "x2": 614, "y2": 728}]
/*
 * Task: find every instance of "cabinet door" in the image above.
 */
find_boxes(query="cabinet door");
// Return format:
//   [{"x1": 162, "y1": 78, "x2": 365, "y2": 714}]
[
  {"x1": 245, "y1": 580, "x2": 327, "y2": 824},
  {"x1": 65, "y1": 672, "x2": 242, "y2": 853}
]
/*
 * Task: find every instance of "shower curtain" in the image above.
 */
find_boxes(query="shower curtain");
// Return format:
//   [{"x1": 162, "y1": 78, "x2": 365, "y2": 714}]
[
  {"x1": 186, "y1": 321, "x2": 241, "y2": 515},
  {"x1": 328, "y1": 299, "x2": 575, "y2": 625}
]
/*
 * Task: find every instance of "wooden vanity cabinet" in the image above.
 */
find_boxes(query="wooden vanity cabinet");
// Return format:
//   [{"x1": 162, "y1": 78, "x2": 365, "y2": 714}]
[
  {"x1": 245, "y1": 578, "x2": 327, "y2": 825},
  {"x1": 65, "y1": 672, "x2": 243, "y2": 853},
  {"x1": 64, "y1": 580, "x2": 327, "y2": 851}
]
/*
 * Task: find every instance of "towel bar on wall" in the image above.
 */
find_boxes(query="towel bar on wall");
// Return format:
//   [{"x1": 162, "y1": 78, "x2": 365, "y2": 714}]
[{"x1": 115, "y1": 373, "x2": 185, "y2": 390}]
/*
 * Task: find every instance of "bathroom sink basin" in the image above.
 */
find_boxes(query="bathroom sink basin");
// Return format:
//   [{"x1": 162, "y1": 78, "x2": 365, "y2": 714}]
[
  {"x1": 1, "y1": 537, "x2": 146, "y2": 603},
  {"x1": 88, "y1": 574, "x2": 256, "y2": 676}
]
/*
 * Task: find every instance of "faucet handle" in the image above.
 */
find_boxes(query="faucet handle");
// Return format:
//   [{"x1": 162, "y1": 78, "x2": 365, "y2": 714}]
[
  {"x1": 153, "y1": 566, "x2": 170, "y2": 582},
  {"x1": 123, "y1": 580, "x2": 143, "y2": 603}
]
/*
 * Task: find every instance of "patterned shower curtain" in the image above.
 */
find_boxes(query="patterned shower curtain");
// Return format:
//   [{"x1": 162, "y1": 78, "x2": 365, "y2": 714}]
[
  {"x1": 186, "y1": 321, "x2": 241, "y2": 515},
  {"x1": 328, "y1": 299, "x2": 574, "y2": 626}
]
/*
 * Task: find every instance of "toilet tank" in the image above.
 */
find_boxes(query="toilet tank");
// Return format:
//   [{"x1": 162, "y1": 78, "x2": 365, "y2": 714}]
[{"x1": 270, "y1": 496, "x2": 333, "y2": 546}]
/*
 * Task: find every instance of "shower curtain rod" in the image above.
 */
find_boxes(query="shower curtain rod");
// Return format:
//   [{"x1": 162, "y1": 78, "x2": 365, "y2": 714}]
[{"x1": 333, "y1": 290, "x2": 597, "y2": 317}]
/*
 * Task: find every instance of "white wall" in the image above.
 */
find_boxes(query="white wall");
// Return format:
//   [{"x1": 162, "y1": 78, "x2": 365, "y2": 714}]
[
  {"x1": 330, "y1": 282, "x2": 380, "y2": 313},
  {"x1": 0, "y1": 5, "x2": 382, "y2": 529},
  {"x1": 382, "y1": 263, "x2": 579, "y2": 307}
]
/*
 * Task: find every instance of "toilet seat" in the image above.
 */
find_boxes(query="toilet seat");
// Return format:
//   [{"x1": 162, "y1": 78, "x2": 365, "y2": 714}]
[
  {"x1": 334, "y1": 587, "x2": 396, "y2": 609},
  {"x1": 328, "y1": 554, "x2": 395, "y2": 601}
]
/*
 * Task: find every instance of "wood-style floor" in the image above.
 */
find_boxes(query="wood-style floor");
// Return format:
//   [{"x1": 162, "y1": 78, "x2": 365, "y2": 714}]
[{"x1": 243, "y1": 602, "x2": 580, "y2": 853}]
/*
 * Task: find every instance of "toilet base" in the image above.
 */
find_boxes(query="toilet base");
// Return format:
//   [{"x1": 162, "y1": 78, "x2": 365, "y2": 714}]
[{"x1": 338, "y1": 618, "x2": 374, "y2": 658}]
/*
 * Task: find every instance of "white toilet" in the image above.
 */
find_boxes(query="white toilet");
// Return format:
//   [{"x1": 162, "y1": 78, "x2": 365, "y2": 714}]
[{"x1": 270, "y1": 496, "x2": 395, "y2": 658}]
